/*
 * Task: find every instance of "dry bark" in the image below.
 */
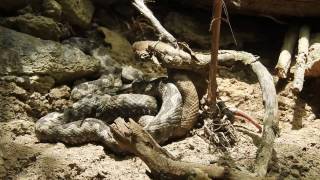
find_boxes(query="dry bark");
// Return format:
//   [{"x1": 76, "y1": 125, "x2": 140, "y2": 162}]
[
  {"x1": 207, "y1": 0, "x2": 222, "y2": 109},
  {"x1": 173, "y1": 0, "x2": 320, "y2": 17},
  {"x1": 110, "y1": 118, "x2": 270, "y2": 180},
  {"x1": 292, "y1": 25, "x2": 311, "y2": 94},
  {"x1": 132, "y1": 0, "x2": 177, "y2": 47},
  {"x1": 275, "y1": 26, "x2": 298, "y2": 79}
]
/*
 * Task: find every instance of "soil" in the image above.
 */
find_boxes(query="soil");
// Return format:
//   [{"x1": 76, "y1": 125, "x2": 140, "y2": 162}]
[{"x1": 1, "y1": 63, "x2": 319, "y2": 179}]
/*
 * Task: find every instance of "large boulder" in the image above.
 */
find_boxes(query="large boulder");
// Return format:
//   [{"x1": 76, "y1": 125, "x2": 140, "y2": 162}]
[
  {"x1": 0, "y1": 14, "x2": 70, "y2": 40},
  {"x1": 56, "y1": 0, "x2": 94, "y2": 28},
  {"x1": 0, "y1": 26, "x2": 100, "y2": 82}
]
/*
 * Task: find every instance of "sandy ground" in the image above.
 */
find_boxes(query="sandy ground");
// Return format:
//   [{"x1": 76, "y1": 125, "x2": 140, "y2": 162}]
[{"x1": 1, "y1": 66, "x2": 320, "y2": 179}]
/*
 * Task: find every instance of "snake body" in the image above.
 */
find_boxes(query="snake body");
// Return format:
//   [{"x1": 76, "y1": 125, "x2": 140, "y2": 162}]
[
  {"x1": 35, "y1": 112, "x2": 121, "y2": 152},
  {"x1": 64, "y1": 94, "x2": 158, "y2": 124},
  {"x1": 35, "y1": 40, "x2": 201, "y2": 151}
]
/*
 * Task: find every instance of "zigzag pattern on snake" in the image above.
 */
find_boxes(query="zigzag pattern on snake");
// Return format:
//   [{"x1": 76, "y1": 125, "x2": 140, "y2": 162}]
[{"x1": 35, "y1": 41, "x2": 200, "y2": 152}]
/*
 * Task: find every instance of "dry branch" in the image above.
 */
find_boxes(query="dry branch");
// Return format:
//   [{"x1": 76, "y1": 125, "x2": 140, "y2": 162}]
[
  {"x1": 275, "y1": 26, "x2": 298, "y2": 79},
  {"x1": 110, "y1": 118, "x2": 265, "y2": 180},
  {"x1": 292, "y1": 25, "x2": 311, "y2": 94},
  {"x1": 132, "y1": 0, "x2": 177, "y2": 47},
  {"x1": 251, "y1": 61, "x2": 278, "y2": 176},
  {"x1": 207, "y1": 0, "x2": 222, "y2": 109},
  {"x1": 133, "y1": 40, "x2": 278, "y2": 177}
]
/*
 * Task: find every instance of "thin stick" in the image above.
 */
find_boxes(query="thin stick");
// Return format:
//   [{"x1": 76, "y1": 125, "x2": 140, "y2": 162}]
[
  {"x1": 292, "y1": 25, "x2": 311, "y2": 94},
  {"x1": 275, "y1": 26, "x2": 298, "y2": 79},
  {"x1": 132, "y1": 0, "x2": 177, "y2": 47},
  {"x1": 208, "y1": 0, "x2": 222, "y2": 110}
]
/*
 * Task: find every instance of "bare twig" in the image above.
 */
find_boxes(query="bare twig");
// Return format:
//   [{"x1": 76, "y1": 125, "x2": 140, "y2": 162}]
[
  {"x1": 275, "y1": 26, "x2": 298, "y2": 79},
  {"x1": 251, "y1": 61, "x2": 278, "y2": 177},
  {"x1": 110, "y1": 118, "x2": 263, "y2": 179},
  {"x1": 132, "y1": 0, "x2": 177, "y2": 47},
  {"x1": 133, "y1": 40, "x2": 279, "y2": 177},
  {"x1": 292, "y1": 25, "x2": 311, "y2": 93},
  {"x1": 208, "y1": 0, "x2": 222, "y2": 110}
]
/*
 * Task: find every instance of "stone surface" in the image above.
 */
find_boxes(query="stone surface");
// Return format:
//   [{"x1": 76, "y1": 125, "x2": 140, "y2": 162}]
[
  {"x1": 0, "y1": 81, "x2": 33, "y2": 122},
  {"x1": 121, "y1": 65, "x2": 144, "y2": 83},
  {"x1": 0, "y1": 75, "x2": 55, "y2": 94},
  {"x1": 97, "y1": 26, "x2": 165, "y2": 76},
  {"x1": 0, "y1": 14, "x2": 70, "y2": 40},
  {"x1": 42, "y1": 0, "x2": 62, "y2": 20},
  {"x1": 98, "y1": 26, "x2": 135, "y2": 65},
  {"x1": 0, "y1": 26, "x2": 100, "y2": 82},
  {"x1": 56, "y1": 0, "x2": 94, "y2": 28},
  {"x1": 305, "y1": 34, "x2": 320, "y2": 78},
  {"x1": 48, "y1": 85, "x2": 71, "y2": 100}
]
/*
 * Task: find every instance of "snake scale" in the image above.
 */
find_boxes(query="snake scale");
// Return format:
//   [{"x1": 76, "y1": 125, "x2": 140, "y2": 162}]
[{"x1": 35, "y1": 40, "x2": 201, "y2": 152}]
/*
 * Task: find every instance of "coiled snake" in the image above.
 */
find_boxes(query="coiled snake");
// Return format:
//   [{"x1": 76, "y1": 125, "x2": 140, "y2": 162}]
[{"x1": 35, "y1": 41, "x2": 201, "y2": 152}]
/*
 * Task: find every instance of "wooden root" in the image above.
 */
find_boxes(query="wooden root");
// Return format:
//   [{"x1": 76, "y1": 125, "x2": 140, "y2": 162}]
[
  {"x1": 133, "y1": 40, "x2": 278, "y2": 177},
  {"x1": 131, "y1": 1, "x2": 277, "y2": 176},
  {"x1": 132, "y1": 0, "x2": 177, "y2": 47},
  {"x1": 275, "y1": 26, "x2": 298, "y2": 79},
  {"x1": 110, "y1": 118, "x2": 266, "y2": 180},
  {"x1": 292, "y1": 25, "x2": 311, "y2": 94}
]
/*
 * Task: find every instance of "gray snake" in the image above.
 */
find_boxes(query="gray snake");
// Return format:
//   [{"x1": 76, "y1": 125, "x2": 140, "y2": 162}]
[{"x1": 35, "y1": 41, "x2": 201, "y2": 152}]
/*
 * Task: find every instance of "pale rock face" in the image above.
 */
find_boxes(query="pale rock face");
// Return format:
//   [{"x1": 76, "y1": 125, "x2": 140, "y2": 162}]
[
  {"x1": 0, "y1": 26, "x2": 100, "y2": 83},
  {"x1": 56, "y1": 0, "x2": 95, "y2": 28}
]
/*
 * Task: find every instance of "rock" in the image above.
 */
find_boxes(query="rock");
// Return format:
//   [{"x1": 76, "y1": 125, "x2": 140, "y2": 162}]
[
  {"x1": 0, "y1": 14, "x2": 70, "y2": 40},
  {"x1": 47, "y1": 85, "x2": 72, "y2": 111},
  {"x1": 42, "y1": 0, "x2": 62, "y2": 20},
  {"x1": 26, "y1": 92, "x2": 51, "y2": 118},
  {"x1": 98, "y1": 26, "x2": 135, "y2": 65},
  {"x1": 48, "y1": 85, "x2": 71, "y2": 100},
  {"x1": 97, "y1": 26, "x2": 165, "y2": 76},
  {"x1": 71, "y1": 73, "x2": 122, "y2": 101},
  {"x1": 29, "y1": 76, "x2": 56, "y2": 93},
  {"x1": 56, "y1": 0, "x2": 94, "y2": 28},
  {"x1": 164, "y1": 12, "x2": 211, "y2": 49},
  {"x1": 0, "y1": 26, "x2": 100, "y2": 83},
  {"x1": 305, "y1": 34, "x2": 320, "y2": 78},
  {"x1": 91, "y1": 47, "x2": 122, "y2": 74},
  {"x1": 121, "y1": 65, "x2": 143, "y2": 83},
  {"x1": 62, "y1": 37, "x2": 102, "y2": 54},
  {"x1": 1, "y1": 75, "x2": 55, "y2": 93},
  {"x1": 51, "y1": 99, "x2": 72, "y2": 112},
  {"x1": 0, "y1": 0, "x2": 28, "y2": 12},
  {"x1": 0, "y1": 81, "x2": 33, "y2": 122}
]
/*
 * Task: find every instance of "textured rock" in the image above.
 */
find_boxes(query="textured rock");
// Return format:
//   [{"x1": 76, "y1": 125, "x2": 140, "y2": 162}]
[
  {"x1": 0, "y1": 75, "x2": 55, "y2": 93},
  {"x1": 0, "y1": 14, "x2": 70, "y2": 40},
  {"x1": 0, "y1": 81, "x2": 33, "y2": 122},
  {"x1": 56, "y1": 0, "x2": 94, "y2": 28},
  {"x1": 305, "y1": 34, "x2": 320, "y2": 78},
  {"x1": 98, "y1": 27, "x2": 135, "y2": 65},
  {"x1": 0, "y1": 26, "x2": 100, "y2": 82},
  {"x1": 97, "y1": 27, "x2": 165, "y2": 76},
  {"x1": 121, "y1": 65, "x2": 143, "y2": 83},
  {"x1": 42, "y1": 0, "x2": 62, "y2": 20}
]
